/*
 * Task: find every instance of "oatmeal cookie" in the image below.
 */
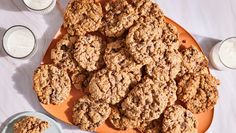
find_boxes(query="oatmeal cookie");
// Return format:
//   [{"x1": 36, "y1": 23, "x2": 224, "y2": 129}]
[
  {"x1": 162, "y1": 105, "x2": 198, "y2": 133},
  {"x1": 177, "y1": 74, "x2": 200, "y2": 102},
  {"x1": 121, "y1": 77, "x2": 169, "y2": 121},
  {"x1": 73, "y1": 35, "x2": 105, "y2": 72},
  {"x1": 51, "y1": 34, "x2": 82, "y2": 73},
  {"x1": 109, "y1": 107, "x2": 141, "y2": 130},
  {"x1": 88, "y1": 69, "x2": 132, "y2": 105},
  {"x1": 72, "y1": 96, "x2": 111, "y2": 131},
  {"x1": 104, "y1": 40, "x2": 142, "y2": 84},
  {"x1": 146, "y1": 50, "x2": 182, "y2": 82},
  {"x1": 184, "y1": 74, "x2": 220, "y2": 113},
  {"x1": 100, "y1": 0, "x2": 139, "y2": 37},
  {"x1": 179, "y1": 46, "x2": 209, "y2": 76},
  {"x1": 138, "y1": 116, "x2": 163, "y2": 133},
  {"x1": 126, "y1": 22, "x2": 165, "y2": 64},
  {"x1": 132, "y1": 0, "x2": 164, "y2": 18},
  {"x1": 13, "y1": 116, "x2": 49, "y2": 133},
  {"x1": 64, "y1": 0, "x2": 103, "y2": 36},
  {"x1": 162, "y1": 23, "x2": 179, "y2": 50},
  {"x1": 33, "y1": 64, "x2": 71, "y2": 104},
  {"x1": 133, "y1": 0, "x2": 165, "y2": 26},
  {"x1": 71, "y1": 71, "x2": 93, "y2": 90}
]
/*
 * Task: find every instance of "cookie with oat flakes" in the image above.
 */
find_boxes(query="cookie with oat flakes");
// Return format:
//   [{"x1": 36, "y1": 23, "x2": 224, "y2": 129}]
[
  {"x1": 100, "y1": 0, "x2": 139, "y2": 37},
  {"x1": 88, "y1": 69, "x2": 132, "y2": 105},
  {"x1": 179, "y1": 46, "x2": 209, "y2": 77},
  {"x1": 33, "y1": 64, "x2": 71, "y2": 105},
  {"x1": 177, "y1": 74, "x2": 200, "y2": 103},
  {"x1": 104, "y1": 39, "x2": 142, "y2": 85},
  {"x1": 64, "y1": 0, "x2": 103, "y2": 36},
  {"x1": 162, "y1": 105, "x2": 198, "y2": 133},
  {"x1": 72, "y1": 96, "x2": 111, "y2": 131},
  {"x1": 121, "y1": 77, "x2": 169, "y2": 121},
  {"x1": 73, "y1": 35, "x2": 105, "y2": 72},
  {"x1": 13, "y1": 116, "x2": 49, "y2": 133},
  {"x1": 184, "y1": 74, "x2": 219, "y2": 114},
  {"x1": 126, "y1": 22, "x2": 165, "y2": 64},
  {"x1": 146, "y1": 50, "x2": 182, "y2": 82},
  {"x1": 51, "y1": 34, "x2": 83, "y2": 73},
  {"x1": 109, "y1": 107, "x2": 141, "y2": 130},
  {"x1": 138, "y1": 116, "x2": 163, "y2": 133}
]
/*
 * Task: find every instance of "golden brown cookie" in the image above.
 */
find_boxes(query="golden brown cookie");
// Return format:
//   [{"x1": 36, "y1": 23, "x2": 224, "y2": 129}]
[
  {"x1": 13, "y1": 116, "x2": 49, "y2": 133},
  {"x1": 162, "y1": 105, "x2": 198, "y2": 133},
  {"x1": 121, "y1": 77, "x2": 169, "y2": 121},
  {"x1": 100, "y1": 0, "x2": 139, "y2": 37},
  {"x1": 126, "y1": 22, "x2": 164, "y2": 64},
  {"x1": 132, "y1": 0, "x2": 164, "y2": 21},
  {"x1": 138, "y1": 116, "x2": 163, "y2": 133},
  {"x1": 146, "y1": 50, "x2": 182, "y2": 82},
  {"x1": 179, "y1": 46, "x2": 209, "y2": 77},
  {"x1": 51, "y1": 34, "x2": 82, "y2": 73},
  {"x1": 109, "y1": 107, "x2": 141, "y2": 130},
  {"x1": 64, "y1": 0, "x2": 103, "y2": 36},
  {"x1": 72, "y1": 96, "x2": 111, "y2": 131},
  {"x1": 33, "y1": 64, "x2": 71, "y2": 104},
  {"x1": 88, "y1": 69, "x2": 132, "y2": 105},
  {"x1": 104, "y1": 39, "x2": 142, "y2": 85},
  {"x1": 184, "y1": 74, "x2": 220, "y2": 114},
  {"x1": 177, "y1": 74, "x2": 200, "y2": 102},
  {"x1": 73, "y1": 35, "x2": 105, "y2": 72}
]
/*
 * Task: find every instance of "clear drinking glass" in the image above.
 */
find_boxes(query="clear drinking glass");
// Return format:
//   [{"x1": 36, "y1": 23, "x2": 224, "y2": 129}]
[
  {"x1": 2, "y1": 25, "x2": 37, "y2": 59},
  {"x1": 209, "y1": 37, "x2": 236, "y2": 70},
  {"x1": 22, "y1": 0, "x2": 56, "y2": 14}
]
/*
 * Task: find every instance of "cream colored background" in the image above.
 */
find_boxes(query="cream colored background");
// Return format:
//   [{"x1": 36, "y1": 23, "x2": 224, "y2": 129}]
[{"x1": 0, "y1": 0, "x2": 235, "y2": 132}]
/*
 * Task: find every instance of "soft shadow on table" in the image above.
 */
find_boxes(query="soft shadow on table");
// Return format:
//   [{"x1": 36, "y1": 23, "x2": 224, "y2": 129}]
[
  {"x1": 0, "y1": 27, "x2": 6, "y2": 57},
  {"x1": 0, "y1": 0, "x2": 27, "y2": 12},
  {"x1": 193, "y1": 34, "x2": 221, "y2": 69},
  {"x1": 0, "y1": 112, "x2": 22, "y2": 132}
]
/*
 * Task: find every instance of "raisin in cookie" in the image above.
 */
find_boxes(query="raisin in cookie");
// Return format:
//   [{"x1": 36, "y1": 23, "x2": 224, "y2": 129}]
[
  {"x1": 71, "y1": 71, "x2": 93, "y2": 90},
  {"x1": 109, "y1": 107, "x2": 141, "y2": 130},
  {"x1": 162, "y1": 23, "x2": 179, "y2": 50},
  {"x1": 162, "y1": 105, "x2": 198, "y2": 133},
  {"x1": 13, "y1": 116, "x2": 49, "y2": 133},
  {"x1": 100, "y1": 0, "x2": 138, "y2": 37},
  {"x1": 51, "y1": 34, "x2": 82, "y2": 73},
  {"x1": 184, "y1": 74, "x2": 220, "y2": 113},
  {"x1": 121, "y1": 77, "x2": 169, "y2": 121},
  {"x1": 132, "y1": 0, "x2": 164, "y2": 19},
  {"x1": 146, "y1": 50, "x2": 182, "y2": 82},
  {"x1": 64, "y1": 0, "x2": 103, "y2": 36},
  {"x1": 104, "y1": 39, "x2": 142, "y2": 84},
  {"x1": 72, "y1": 96, "x2": 111, "y2": 131},
  {"x1": 73, "y1": 35, "x2": 105, "y2": 72},
  {"x1": 177, "y1": 74, "x2": 200, "y2": 102},
  {"x1": 88, "y1": 69, "x2": 132, "y2": 105},
  {"x1": 138, "y1": 116, "x2": 163, "y2": 133},
  {"x1": 33, "y1": 64, "x2": 71, "y2": 104},
  {"x1": 126, "y1": 22, "x2": 165, "y2": 64},
  {"x1": 179, "y1": 46, "x2": 209, "y2": 77}
]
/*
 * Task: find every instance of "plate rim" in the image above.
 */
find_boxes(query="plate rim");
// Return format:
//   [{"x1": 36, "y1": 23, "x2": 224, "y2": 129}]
[{"x1": 1, "y1": 111, "x2": 62, "y2": 133}]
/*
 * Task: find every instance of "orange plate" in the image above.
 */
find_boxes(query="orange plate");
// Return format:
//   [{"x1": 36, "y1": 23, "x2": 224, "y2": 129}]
[{"x1": 40, "y1": 1, "x2": 213, "y2": 132}]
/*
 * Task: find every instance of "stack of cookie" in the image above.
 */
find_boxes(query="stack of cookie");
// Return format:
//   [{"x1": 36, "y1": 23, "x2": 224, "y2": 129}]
[{"x1": 33, "y1": 0, "x2": 220, "y2": 132}]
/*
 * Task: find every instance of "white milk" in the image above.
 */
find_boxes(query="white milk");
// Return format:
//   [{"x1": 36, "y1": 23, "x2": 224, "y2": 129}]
[
  {"x1": 23, "y1": 0, "x2": 56, "y2": 14},
  {"x1": 219, "y1": 38, "x2": 236, "y2": 68},
  {"x1": 23, "y1": 0, "x2": 53, "y2": 10},
  {"x1": 210, "y1": 38, "x2": 236, "y2": 70},
  {"x1": 3, "y1": 26, "x2": 36, "y2": 58}
]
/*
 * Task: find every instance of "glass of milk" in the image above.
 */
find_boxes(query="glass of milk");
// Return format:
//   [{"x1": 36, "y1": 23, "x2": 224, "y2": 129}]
[
  {"x1": 22, "y1": 0, "x2": 56, "y2": 14},
  {"x1": 3, "y1": 25, "x2": 36, "y2": 59},
  {"x1": 209, "y1": 37, "x2": 236, "y2": 70}
]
